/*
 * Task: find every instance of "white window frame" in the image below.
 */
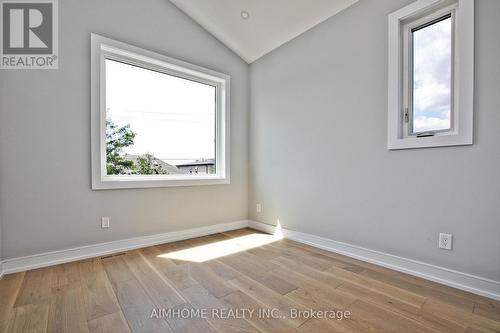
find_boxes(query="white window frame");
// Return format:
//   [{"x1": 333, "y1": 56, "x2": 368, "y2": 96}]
[
  {"x1": 90, "y1": 34, "x2": 230, "y2": 189},
  {"x1": 387, "y1": 0, "x2": 474, "y2": 150}
]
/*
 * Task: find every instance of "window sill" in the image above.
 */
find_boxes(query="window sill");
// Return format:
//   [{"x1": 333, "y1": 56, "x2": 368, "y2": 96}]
[
  {"x1": 92, "y1": 175, "x2": 230, "y2": 190},
  {"x1": 388, "y1": 132, "x2": 472, "y2": 150}
]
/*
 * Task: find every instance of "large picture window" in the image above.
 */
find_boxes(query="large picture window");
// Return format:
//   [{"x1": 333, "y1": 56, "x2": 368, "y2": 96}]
[{"x1": 91, "y1": 34, "x2": 230, "y2": 189}]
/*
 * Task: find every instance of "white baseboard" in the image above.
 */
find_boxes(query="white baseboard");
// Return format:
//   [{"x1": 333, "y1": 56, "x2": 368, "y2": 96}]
[
  {"x1": 1, "y1": 220, "x2": 249, "y2": 275},
  {"x1": 249, "y1": 220, "x2": 500, "y2": 301},
  {"x1": 2, "y1": 218, "x2": 499, "y2": 301}
]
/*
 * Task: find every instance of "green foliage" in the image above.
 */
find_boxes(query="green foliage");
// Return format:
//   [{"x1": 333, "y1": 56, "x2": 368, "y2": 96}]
[
  {"x1": 134, "y1": 153, "x2": 168, "y2": 175},
  {"x1": 106, "y1": 120, "x2": 136, "y2": 175},
  {"x1": 106, "y1": 119, "x2": 169, "y2": 175}
]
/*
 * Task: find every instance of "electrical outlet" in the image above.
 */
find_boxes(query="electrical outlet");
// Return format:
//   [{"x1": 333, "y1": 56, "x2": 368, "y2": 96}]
[
  {"x1": 101, "y1": 217, "x2": 110, "y2": 229},
  {"x1": 439, "y1": 233, "x2": 452, "y2": 250},
  {"x1": 256, "y1": 203, "x2": 262, "y2": 213}
]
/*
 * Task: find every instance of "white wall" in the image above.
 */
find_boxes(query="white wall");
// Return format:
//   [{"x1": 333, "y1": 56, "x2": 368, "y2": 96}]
[
  {"x1": 0, "y1": 0, "x2": 249, "y2": 259},
  {"x1": 249, "y1": 0, "x2": 500, "y2": 282}
]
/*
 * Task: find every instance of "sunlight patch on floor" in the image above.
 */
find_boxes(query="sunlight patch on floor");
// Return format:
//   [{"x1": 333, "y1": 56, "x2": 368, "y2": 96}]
[{"x1": 157, "y1": 232, "x2": 282, "y2": 262}]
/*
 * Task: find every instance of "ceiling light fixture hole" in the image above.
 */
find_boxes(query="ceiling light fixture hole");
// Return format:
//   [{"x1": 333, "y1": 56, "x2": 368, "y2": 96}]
[{"x1": 240, "y1": 11, "x2": 250, "y2": 20}]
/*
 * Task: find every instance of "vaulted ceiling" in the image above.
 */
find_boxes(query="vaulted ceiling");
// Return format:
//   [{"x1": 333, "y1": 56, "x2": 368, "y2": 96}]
[{"x1": 169, "y1": 0, "x2": 358, "y2": 63}]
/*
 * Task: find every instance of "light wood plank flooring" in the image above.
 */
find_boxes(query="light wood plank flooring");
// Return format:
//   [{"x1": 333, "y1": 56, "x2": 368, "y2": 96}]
[{"x1": 1, "y1": 228, "x2": 499, "y2": 333}]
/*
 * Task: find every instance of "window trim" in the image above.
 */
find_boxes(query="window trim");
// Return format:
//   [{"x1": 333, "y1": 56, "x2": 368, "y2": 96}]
[
  {"x1": 387, "y1": 0, "x2": 474, "y2": 150},
  {"x1": 91, "y1": 34, "x2": 230, "y2": 189}
]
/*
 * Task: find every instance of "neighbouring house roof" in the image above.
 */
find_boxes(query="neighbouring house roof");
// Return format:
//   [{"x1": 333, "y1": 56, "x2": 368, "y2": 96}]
[
  {"x1": 175, "y1": 159, "x2": 215, "y2": 167},
  {"x1": 124, "y1": 154, "x2": 181, "y2": 174}
]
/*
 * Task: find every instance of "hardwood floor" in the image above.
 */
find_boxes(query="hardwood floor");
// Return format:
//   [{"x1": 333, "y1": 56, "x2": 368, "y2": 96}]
[{"x1": 1, "y1": 228, "x2": 499, "y2": 333}]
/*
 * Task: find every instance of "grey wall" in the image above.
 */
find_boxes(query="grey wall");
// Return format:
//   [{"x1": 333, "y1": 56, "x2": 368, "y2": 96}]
[
  {"x1": 249, "y1": 0, "x2": 500, "y2": 281},
  {"x1": 1, "y1": 0, "x2": 498, "y2": 284},
  {"x1": 0, "y1": 0, "x2": 249, "y2": 259}
]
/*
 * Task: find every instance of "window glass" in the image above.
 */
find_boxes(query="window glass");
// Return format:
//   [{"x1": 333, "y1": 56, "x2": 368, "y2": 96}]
[
  {"x1": 412, "y1": 16, "x2": 452, "y2": 133},
  {"x1": 105, "y1": 59, "x2": 216, "y2": 176}
]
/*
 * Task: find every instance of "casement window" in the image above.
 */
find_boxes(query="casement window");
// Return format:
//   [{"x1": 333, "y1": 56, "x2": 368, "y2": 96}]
[
  {"x1": 91, "y1": 34, "x2": 230, "y2": 189},
  {"x1": 387, "y1": 0, "x2": 474, "y2": 149}
]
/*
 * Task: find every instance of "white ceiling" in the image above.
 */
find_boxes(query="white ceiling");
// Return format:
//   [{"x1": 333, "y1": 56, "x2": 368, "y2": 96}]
[{"x1": 169, "y1": 0, "x2": 358, "y2": 63}]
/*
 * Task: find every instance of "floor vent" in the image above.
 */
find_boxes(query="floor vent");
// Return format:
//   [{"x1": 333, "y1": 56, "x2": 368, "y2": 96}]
[{"x1": 100, "y1": 252, "x2": 127, "y2": 260}]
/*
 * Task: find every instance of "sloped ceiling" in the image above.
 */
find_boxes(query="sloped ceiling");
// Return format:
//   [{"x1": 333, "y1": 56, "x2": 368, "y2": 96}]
[{"x1": 169, "y1": 0, "x2": 358, "y2": 63}]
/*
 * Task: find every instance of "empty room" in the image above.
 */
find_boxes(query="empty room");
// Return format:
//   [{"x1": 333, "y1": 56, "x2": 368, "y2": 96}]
[{"x1": 0, "y1": 0, "x2": 499, "y2": 332}]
